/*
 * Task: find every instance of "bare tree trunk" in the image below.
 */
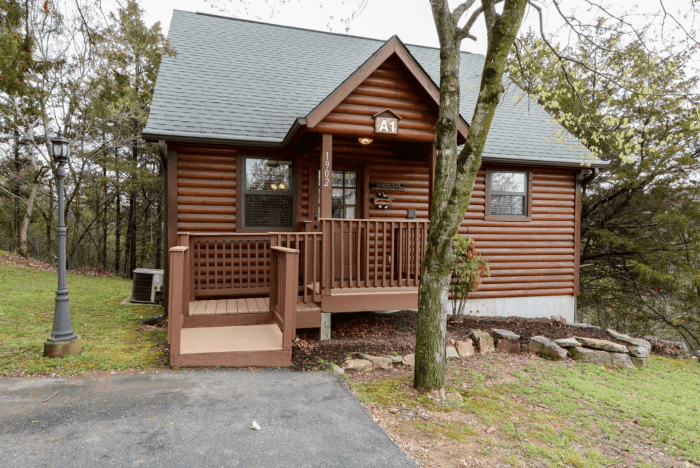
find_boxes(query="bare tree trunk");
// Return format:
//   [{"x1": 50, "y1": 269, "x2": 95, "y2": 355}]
[
  {"x1": 127, "y1": 134, "x2": 138, "y2": 276},
  {"x1": 115, "y1": 147, "x2": 121, "y2": 275},
  {"x1": 12, "y1": 128, "x2": 21, "y2": 253},
  {"x1": 415, "y1": 0, "x2": 528, "y2": 391},
  {"x1": 19, "y1": 174, "x2": 41, "y2": 257},
  {"x1": 154, "y1": 163, "x2": 163, "y2": 270},
  {"x1": 102, "y1": 163, "x2": 108, "y2": 271}
]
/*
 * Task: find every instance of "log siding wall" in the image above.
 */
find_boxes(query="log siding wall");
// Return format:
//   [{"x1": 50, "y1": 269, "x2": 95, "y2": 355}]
[{"x1": 176, "y1": 144, "x2": 237, "y2": 233}]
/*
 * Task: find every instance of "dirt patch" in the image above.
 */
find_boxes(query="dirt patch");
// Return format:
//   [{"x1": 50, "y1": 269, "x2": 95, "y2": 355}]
[{"x1": 292, "y1": 311, "x2": 634, "y2": 370}]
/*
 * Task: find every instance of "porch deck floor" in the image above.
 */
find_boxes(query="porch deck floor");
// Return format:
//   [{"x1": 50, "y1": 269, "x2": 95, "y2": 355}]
[
  {"x1": 188, "y1": 297, "x2": 321, "y2": 316},
  {"x1": 180, "y1": 323, "x2": 283, "y2": 355}
]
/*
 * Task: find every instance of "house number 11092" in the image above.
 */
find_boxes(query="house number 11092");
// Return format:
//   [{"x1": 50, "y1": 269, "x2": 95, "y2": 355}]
[{"x1": 324, "y1": 151, "x2": 330, "y2": 187}]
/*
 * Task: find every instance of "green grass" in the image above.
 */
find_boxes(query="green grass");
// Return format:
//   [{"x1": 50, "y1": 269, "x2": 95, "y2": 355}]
[
  {"x1": 523, "y1": 357, "x2": 700, "y2": 464},
  {"x1": 352, "y1": 355, "x2": 700, "y2": 467},
  {"x1": 0, "y1": 252, "x2": 168, "y2": 376}
]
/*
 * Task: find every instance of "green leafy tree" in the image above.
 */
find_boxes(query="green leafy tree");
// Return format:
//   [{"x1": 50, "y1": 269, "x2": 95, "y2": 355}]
[
  {"x1": 95, "y1": 0, "x2": 173, "y2": 275},
  {"x1": 508, "y1": 27, "x2": 700, "y2": 348}
]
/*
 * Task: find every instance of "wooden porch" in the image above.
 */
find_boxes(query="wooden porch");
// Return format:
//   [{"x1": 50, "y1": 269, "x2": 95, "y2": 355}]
[{"x1": 167, "y1": 218, "x2": 429, "y2": 367}]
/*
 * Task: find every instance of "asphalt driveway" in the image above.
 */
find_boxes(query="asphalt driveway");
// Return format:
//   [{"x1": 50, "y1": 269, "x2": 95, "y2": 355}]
[{"x1": 0, "y1": 370, "x2": 416, "y2": 468}]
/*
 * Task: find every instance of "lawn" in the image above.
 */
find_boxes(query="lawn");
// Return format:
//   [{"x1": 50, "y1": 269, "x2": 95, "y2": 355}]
[
  {"x1": 0, "y1": 252, "x2": 168, "y2": 376},
  {"x1": 351, "y1": 353, "x2": 700, "y2": 468}
]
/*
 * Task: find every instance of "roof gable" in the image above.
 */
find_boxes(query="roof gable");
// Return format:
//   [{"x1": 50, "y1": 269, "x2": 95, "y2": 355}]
[
  {"x1": 308, "y1": 53, "x2": 465, "y2": 143},
  {"x1": 306, "y1": 37, "x2": 469, "y2": 142}
]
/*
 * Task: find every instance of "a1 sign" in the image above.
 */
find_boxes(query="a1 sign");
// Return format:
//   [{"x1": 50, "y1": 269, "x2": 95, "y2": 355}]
[{"x1": 375, "y1": 116, "x2": 398, "y2": 134}]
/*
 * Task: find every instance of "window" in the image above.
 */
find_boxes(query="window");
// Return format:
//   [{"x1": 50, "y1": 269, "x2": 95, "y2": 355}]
[
  {"x1": 243, "y1": 157, "x2": 294, "y2": 229},
  {"x1": 487, "y1": 171, "x2": 529, "y2": 218},
  {"x1": 318, "y1": 170, "x2": 357, "y2": 219}
]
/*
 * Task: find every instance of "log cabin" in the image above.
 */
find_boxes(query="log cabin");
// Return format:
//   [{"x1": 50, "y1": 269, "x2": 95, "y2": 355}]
[{"x1": 143, "y1": 11, "x2": 608, "y2": 367}]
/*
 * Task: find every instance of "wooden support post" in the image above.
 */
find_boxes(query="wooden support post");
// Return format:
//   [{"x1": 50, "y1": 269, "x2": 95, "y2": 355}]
[
  {"x1": 320, "y1": 134, "x2": 332, "y2": 219},
  {"x1": 320, "y1": 313, "x2": 331, "y2": 341}
]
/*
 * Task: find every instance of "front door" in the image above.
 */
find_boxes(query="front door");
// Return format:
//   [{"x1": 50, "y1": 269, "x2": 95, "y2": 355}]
[{"x1": 318, "y1": 169, "x2": 363, "y2": 283}]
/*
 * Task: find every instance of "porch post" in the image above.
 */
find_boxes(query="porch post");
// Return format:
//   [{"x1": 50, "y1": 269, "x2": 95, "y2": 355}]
[{"x1": 320, "y1": 134, "x2": 333, "y2": 219}]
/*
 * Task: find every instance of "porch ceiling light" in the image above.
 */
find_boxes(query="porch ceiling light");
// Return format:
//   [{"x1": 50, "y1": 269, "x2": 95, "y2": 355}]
[{"x1": 358, "y1": 138, "x2": 373, "y2": 145}]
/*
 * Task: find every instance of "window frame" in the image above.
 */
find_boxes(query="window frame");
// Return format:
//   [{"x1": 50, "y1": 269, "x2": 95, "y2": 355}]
[
  {"x1": 484, "y1": 169, "x2": 533, "y2": 222},
  {"x1": 238, "y1": 156, "x2": 297, "y2": 231}
]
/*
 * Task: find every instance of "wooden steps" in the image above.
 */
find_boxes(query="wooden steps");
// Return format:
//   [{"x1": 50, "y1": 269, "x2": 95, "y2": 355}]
[
  {"x1": 180, "y1": 324, "x2": 283, "y2": 354},
  {"x1": 173, "y1": 323, "x2": 291, "y2": 367},
  {"x1": 183, "y1": 297, "x2": 322, "y2": 329}
]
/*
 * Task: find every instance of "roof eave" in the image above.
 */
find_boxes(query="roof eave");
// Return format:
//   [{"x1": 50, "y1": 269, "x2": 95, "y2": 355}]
[
  {"x1": 143, "y1": 117, "x2": 309, "y2": 148},
  {"x1": 482, "y1": 155, "x2": 610, "y2": 169}
]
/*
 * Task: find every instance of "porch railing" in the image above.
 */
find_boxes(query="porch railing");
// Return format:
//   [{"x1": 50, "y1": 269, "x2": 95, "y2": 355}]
[
  {"x1": 179, "y1": 218, "x2": 428, "y2": 302},
  {"x1": 320, "y1": 219, "x2": 429, "y2": 290},
  {"x1": 270, "y1": 232, "x2": 322, "y2": 303}
]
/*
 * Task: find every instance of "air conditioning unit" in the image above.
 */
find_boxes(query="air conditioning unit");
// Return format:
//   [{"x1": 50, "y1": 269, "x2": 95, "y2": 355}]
[{"x1": 131, "y1": 268, "x2": 164, "y2": 304}]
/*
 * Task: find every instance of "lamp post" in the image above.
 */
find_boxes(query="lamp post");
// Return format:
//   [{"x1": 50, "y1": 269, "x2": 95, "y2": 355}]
[{"x1": 44, "y1": 129, "x2": 81, "y2": 357}]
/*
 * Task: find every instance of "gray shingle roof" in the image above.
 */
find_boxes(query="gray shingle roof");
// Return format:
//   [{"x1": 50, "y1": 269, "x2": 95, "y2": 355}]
[{"x1": 144, "y1": 11, "x2": 606, "y2": 168}]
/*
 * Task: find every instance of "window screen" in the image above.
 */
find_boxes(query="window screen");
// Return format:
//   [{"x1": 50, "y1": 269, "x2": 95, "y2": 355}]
[
  {"x1": 244, "y1": 158, "x2": 294, "y2": 228},
  {"x1": 489, "y1": 171, "x2": 527, "y2": 216}
]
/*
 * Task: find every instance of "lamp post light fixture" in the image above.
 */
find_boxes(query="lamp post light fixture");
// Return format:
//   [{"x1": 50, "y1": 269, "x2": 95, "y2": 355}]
[{"x1": 44, "y1": 129, "x2": 81, "y2": 357}]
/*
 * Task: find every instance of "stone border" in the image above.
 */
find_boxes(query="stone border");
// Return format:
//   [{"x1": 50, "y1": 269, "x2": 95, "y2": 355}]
[{"x1": 341, "y1": 327, "x2": 682, "y2": 373}]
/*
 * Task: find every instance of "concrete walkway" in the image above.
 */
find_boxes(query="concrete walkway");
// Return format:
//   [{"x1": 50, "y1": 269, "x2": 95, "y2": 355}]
[{"x1": 0, "y1": 370, "x2": 416, "y2": 468}]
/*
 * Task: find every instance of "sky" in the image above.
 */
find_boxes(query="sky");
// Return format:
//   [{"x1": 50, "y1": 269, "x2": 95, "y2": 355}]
[{"x1": 134, "y1": 0, "x2": 697, "y2": 57}]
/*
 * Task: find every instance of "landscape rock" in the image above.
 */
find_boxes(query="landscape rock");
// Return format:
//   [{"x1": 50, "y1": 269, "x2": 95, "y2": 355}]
[
  {"x1": 627, "y1": 345, "x2": 650, "y2": 358},
  {"x1": 554, "y1": 338, "x2": 580, "y2": 348},
  {"x1": 610, "y1": 352, "x2": 635, "y2": 370},
  {"x1": 575, "y1": 337, "x2": 628, "y2": 354},
  {"x1": 389, "y1": 355, "x2": 402, "y2": 364},
  {"x1": 569, "y1": 347, "x2": 611, "y2": 365},
  {"x1": 490, "y1": 329, "x2": 520, "y2": 341},
  {"x1": 455, "y1": 339, "x2": 475, "y2": 358},
  {"x1": 402, "y1": 354, "x2": 415, "y2": 367},
  {"x1": 644, "y1": 336, "x2": 689, "y2": 353},
  {"x1": 630, "y1": 356, "x2": 649, "y2": 368},
  {"x1": 332, "y1": 365, "x2": 345, "y2": 375},
  {"x1": 607, "y1": 329, "x2": 651, "y2": 351},
  {"x1": 361, "y1": 354, "x2": 393, "y2": 370},
  {"x1": 528, "y1": 336, "x2": 568, "y2": 360},
  {"x1": 695, "y1": 350, "x2": 700, "y2": 360},
  {"x1": 470, "y1": 330, "x2": 495, "y2": 354},
  {"x1": 491, "y1": 329, "x2": 521, "y2": 353},
  {"x1": 569, "y1": 322, "x2": 601, "y2": 331},
  {"x1": 344, "y1": 358, "x2": 372, "y2": 373},
  {"x1": 446, "y1": 346, "x2": 460, "y2": 360},
  {"x1": 497, "y1": 338, "x2": 521, "y2": 354}
]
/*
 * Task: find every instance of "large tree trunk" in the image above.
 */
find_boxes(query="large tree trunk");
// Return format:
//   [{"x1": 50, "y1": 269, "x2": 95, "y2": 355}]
[{"x1": 415, "y1": 0, "x2": 527, "y2": 391}]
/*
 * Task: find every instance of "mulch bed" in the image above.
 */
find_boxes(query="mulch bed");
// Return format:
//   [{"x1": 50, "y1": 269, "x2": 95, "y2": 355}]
[{"x1": 292, "y1": 311, "x2": 634, "y2": 371}]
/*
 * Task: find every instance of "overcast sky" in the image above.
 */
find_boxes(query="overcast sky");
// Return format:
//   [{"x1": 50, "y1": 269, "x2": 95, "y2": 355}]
[{"x1": 133, "y1": 0, "x2": 696, "y2": 57}]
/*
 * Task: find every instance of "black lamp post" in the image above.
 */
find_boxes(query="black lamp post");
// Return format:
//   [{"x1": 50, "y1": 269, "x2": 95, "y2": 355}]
[{"x1": 44, "y1": 129, "x2": 81, "y2": 357}]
